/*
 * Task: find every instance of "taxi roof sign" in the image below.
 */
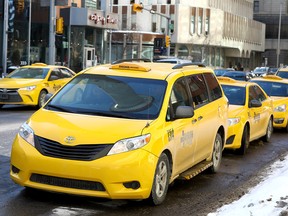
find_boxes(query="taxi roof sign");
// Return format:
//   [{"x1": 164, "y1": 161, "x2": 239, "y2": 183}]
[
  {"x1": 217, "y1": 76, "x2": 237, "y2": 82},
  {"x1": 262, "y1": 75, "x2": 283, "y2": 80},
  {"x1": 31, "y1": 63, "x2": 47, "y2": 66},
  {"x1": 110, "y1": 62, "x2": 151, "y2": 72}
]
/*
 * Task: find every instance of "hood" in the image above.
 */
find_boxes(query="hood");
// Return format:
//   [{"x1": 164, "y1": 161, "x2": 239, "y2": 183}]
[
  {"x1": 271, "y1": 96, "x2": 288, "y2": 107},
  {"x1": 28, "y1": 109, "x2": 150, "y2": 146},
  {"x1": 228, "y1": 104, "x2": 245, "y2": 118},
  {"x1": 0, "y1": 78, "x2": 43, "y2": 88}
]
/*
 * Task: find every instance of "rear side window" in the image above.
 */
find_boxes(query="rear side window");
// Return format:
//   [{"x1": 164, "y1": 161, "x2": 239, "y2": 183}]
[
  {"x1": 186, "y1": 74, "x2": 209, "y2": 108},
  {"x1": 249, "y1": 85, "x2": 267, "y2": 102},
  {"x1": 203, "y1": 73, "x2": 222, "y2": 101}
]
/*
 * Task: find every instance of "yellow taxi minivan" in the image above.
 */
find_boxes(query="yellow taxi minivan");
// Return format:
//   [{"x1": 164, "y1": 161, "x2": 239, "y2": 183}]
[
  {"x1": 251, "y1": 75, "x2": 288, "y2": 131},
  {"x1": 218, "y1": 77, "x2": 273, "y2": 155},
  {"x1": 10, "y1": 60, "x2": 228, "y2": 205},
  {"x1": 0, "y1": 63, "x2": 75, "y2": 108}
]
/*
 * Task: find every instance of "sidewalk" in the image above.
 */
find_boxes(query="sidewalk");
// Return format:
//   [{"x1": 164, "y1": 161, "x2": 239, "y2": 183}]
[{"x1": 208, "y1": 154, "x2": 288, "y2": 216}]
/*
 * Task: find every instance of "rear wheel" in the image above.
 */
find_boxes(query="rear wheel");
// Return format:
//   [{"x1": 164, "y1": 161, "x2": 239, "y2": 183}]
[
  {"x1": 37, "y1": 90, "x2": 47, "y2": 108},
  {"x1": 262, "y1": 117, "x2": 273, "y2": 142},
  {"x1": 236, "y1": 126, "x2": 249, "y2": 155},
  {"x1": 149, "y1": 153, "x2": 170, "y2": 205},
  {"x1": 208, "y1": 133, "x2": 222, "y2": 173}
]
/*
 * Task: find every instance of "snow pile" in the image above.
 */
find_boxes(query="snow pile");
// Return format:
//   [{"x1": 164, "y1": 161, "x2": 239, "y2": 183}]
[{"x1": 208, "y1": 154, "x2": 288, "y2": 216}]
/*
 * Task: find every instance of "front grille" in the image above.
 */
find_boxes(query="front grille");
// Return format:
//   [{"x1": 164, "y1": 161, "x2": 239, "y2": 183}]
[
  {"x1": 0, "y1": 88, "x2": 22, "y2": 102},
  {"x1": 30, "y1": 173, "x2": 106, "y2": 191},
  {"x1": 34, "y1": 135, "x2": 113, "y2": 161}
]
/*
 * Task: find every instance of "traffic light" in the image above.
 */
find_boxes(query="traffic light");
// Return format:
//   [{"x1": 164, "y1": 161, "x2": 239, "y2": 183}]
[
  {"x1": 56, "y1": 17, "x2": 64, "y2": 34},
  {"x1": 165, "y1": 35, "x2": 171, "y2": 47},
  {"x1": 132, "y1": 3, "x2": 143, "y2": 12}
]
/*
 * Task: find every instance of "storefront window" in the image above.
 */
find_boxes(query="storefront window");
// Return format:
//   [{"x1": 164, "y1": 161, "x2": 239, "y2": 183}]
[{"x1": 70, "y1": 27, "x2": 85, "y2": 72}]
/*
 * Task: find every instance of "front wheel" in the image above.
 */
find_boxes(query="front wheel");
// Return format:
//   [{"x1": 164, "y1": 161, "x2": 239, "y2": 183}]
[
  {"x1": 149, "y1": 153, "x2": 170, "y2": 205},
  {"x1": 262, "y1": 117, "x2": 273, "y2": 142},
  {"x1": 37, "y1": 90, "x2": 47, "y2": 108},
  {"x1": 236, "y1": 125, "x2": 250, "y2": 155},
  {"x1": 208, "y1": 133, "x2": 223, "y2": 173}
]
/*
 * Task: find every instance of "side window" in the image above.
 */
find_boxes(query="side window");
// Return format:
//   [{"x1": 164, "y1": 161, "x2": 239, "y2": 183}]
[
  {"x1": 60, "y1": 68, "x2": 74, "y2": 78},
  {"x1": 252, "y1": 85, "x2": 267, "y2": 102},
  {"x1": 249, "y1": 85, "x2": 259, "y2": 102},
  {"x1": 187, "y1": 74, "x2": 209, "y2": 108},
  {"x1": 168, "y1": 78, "x2": 190, "y2": 120},
  {"x1": 49, "y1": 69, "x2": 61, "y2": 81},
  {"x1": 203, "y1": 73, "x2": 222, "y2": 101}
]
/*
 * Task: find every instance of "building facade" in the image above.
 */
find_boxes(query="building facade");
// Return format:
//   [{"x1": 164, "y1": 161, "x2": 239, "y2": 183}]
[
  {"x1": 253, "y1": 0, "x2": 288, "y2": 67},
  {"x1": 109, "y1": 0, "x2": 266, "y2": 70},
  {"x1": 0, "y1": 0, "x2": 119, "y2": 74},
  {"x1": 1, "y1": 0, "x2": 266, "y2": 75}
]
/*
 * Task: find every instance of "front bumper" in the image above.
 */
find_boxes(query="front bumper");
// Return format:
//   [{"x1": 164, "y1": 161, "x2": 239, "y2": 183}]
[
  {"x1": 10, "y1": 134, "x2": 158, "y2": 200},
  {"x1": 273, "y1": 112, "x2": 288, "y2": 129},
  {"x1": 224, "y1": 124, "x2": 242, "y2": 150}
]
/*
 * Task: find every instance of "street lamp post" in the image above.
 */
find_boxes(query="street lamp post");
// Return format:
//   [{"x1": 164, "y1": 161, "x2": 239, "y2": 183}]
[
  {"x1": 2, "y1": 0, "x2": 8, "y2": 77},
  {"x1": 48, "y1": 0, "x2": 56, "y2": 65},
  {"x1": 276, "y1": 2, "x2": 282, "y2": 68}
]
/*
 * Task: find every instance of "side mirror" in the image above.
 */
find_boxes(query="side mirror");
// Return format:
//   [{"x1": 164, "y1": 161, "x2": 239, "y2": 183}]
[
  {"x1": 175, "y1": 106, "x2": 194, "y2": 119},
  {"x1": 249, "y1": 99, "x2": 262, "y2": 108}
]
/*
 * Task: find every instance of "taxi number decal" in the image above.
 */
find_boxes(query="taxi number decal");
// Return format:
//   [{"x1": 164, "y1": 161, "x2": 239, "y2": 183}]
[
  {"x1": 53, "y1": 84, "x2": 61, "y2": 91},
  {"x1": 180, "y1": 130, "x2": 193, "y2": 147},
  {"x1": 254, "y1": 113, "x2": 260, "y2": 123},
  {"x1": 167, "y1": 128, "x2": 174, "y2": 142}
]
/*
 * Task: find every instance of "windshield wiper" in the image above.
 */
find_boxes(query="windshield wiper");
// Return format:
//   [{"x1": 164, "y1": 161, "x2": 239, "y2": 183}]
[
  {"x1": 45, "y1": 104, "x2": 73, "y2": 113},
  {"x1": 79, "y1": 110, "x2": 134, "y2": 119}
]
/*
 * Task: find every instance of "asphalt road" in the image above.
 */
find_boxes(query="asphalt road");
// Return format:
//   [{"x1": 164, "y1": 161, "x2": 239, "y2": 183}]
[{"x1": 1, "y1": 105, "x2": 287, "y2": 216}]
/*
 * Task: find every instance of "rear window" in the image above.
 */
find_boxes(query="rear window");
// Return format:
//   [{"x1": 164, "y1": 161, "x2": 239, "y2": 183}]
[{"x1": 252, "y1": 81, "x2": 288, "y2": 97}]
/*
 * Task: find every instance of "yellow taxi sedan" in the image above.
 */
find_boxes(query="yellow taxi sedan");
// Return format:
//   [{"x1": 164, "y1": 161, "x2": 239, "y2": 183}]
[
  {"x1": 0, "y1": 63, "x2": 75, "y2": 108},
  {"x1": 251, "y1": 75, "x2": 288, "y2": 131},
  {"x1": 218, "y1": 77, "x2": 273, "y2": 154}
]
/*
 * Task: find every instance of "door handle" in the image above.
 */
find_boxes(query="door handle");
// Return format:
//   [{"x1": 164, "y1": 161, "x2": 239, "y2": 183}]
[
  {"x1": 198, "y1": 116, "x2": 203, "y2": 121},
  {"x1": 192, "y1": 119, "x2": 197, "y2": 124}
]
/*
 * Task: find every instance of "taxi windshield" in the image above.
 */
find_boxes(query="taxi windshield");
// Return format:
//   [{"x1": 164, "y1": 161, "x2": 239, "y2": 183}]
[
  {"x1": 45, "y1": 74, "x2": 167, "y2": 120},
  {"x1": 221, "y1": 85, "x2": 246, "y2": 105},
  {"x1": 252, "y1": 81, "x2": 288, "y2": 97},
  {"x1": 7, "y1": 68, "x2": 49, "y2": 79}
]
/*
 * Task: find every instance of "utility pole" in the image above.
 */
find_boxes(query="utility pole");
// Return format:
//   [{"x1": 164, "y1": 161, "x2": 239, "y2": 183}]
[
  {"x1": 277, "y1": 2, "x2": 282, "y2": 68},
  {"x1": 132, "y1": 3, "x2": 171, "y2": 56},
  {"x1": 48, "y1": 0, "x2": 55, "y2": 65},
  {"x1": 2, "y1": 0, "x2": 8, "y2": 77}
]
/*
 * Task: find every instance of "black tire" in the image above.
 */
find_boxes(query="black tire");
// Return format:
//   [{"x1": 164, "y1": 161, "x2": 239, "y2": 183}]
[
  {"x1": 285, "y1": 121, "x2": 288, "y2": 133},
  {"x1": 236, "y1": 125, "x2": 250, "y2": 155},
  {"x1": 149, "y1": 153, "x2": 170, "y2": 205},
  {"x1": 262, "y1": 117, "x2": 273, "y2": 142},
  {"x1": 37, "y1": 90, "x2": 47, "y2": 108},
  {"x1": 208, "y1": 133, "x2": 222, "y2": 173},
  {"x1": 0, "y1": 104, "x2": 3, "y2": 109}
]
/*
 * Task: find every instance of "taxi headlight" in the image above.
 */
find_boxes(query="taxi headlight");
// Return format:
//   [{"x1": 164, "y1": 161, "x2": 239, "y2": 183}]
[
  {"x1": 274, "y1": 104, "x2": 286, "y2": 112},
  {"x1": 19, "y1": 85, "x2": 36, "y2": 91},
  {"x1": 108, "y1": 134, "x2": 151, "y2": 155},
  {"x1": 19, "y1": 122, "x2": 35, "y2": 146},
  {"x1": 228, "y1": 117, "x2": 241, "y2": 126}
]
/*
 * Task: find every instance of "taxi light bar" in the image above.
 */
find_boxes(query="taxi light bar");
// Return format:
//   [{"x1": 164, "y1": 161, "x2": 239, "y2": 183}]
[
  {"x1": 110, "y1": 62, "x2": 151, "y2": 72},
  {"x1": 263, "y1": 75, "x2": 283, "y2": 80},
  {"x1": 31, "y1": 63, "x2": 47, "y2": 66},
  {"x1": 217, "y1": 76, "x2": 237, "y2": 82}
]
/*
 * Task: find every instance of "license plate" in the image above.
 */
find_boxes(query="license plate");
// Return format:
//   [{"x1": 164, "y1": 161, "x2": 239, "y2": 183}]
[{"x1": 0, "y1": 93, "x2": 8, "y2": 100}]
